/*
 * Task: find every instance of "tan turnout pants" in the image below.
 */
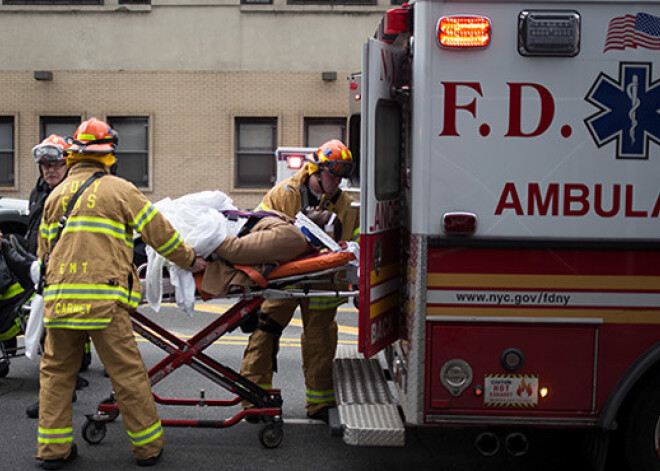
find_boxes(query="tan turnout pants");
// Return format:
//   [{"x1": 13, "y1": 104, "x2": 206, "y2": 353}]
[
  {"x1": 37, "y1": 307, "x2": 163, "y2": 461},
  {"x1": 240, "y1": 297, "x2": 338, "y2": 415}
]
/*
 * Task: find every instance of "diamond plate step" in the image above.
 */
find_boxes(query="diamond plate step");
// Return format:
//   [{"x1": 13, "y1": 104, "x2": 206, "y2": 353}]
[{"x1": 333, "y1": 345, "x2": 405, "y2": 447}]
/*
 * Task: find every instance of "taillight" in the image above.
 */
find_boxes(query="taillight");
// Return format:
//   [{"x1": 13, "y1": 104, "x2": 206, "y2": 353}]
[
  {"x1": 384, "y1": 7, "x2": 409, "y2": 36},
  {"x1": 437, "y1": 15, "x2": 491, "y2": 48},
  {"x1": 379, "y1": 6, "x2": 410, "y2": 43},
  {"x1": 442, "y1": 212, "x2": 477, "y2": 234},
  {"x1": 287, "y1": 154, "x2": 304, "y2": 170}
]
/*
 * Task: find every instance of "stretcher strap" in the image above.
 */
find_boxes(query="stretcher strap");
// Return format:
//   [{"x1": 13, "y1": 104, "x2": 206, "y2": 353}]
[
  {"x1": 266, "y1": 251, "x2": 355, "y2": 279},
  {"x1": 234, "y1": 265, "x2": 269, "y2": 288},
  {"x1": 193, "y1": 250, "x2": 356, "y2": 300}
]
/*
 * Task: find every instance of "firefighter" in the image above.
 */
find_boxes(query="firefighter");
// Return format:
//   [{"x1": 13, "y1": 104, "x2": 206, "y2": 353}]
[
  {"x1": 34, "y1": 118, "x2": 206, "y2": 469},
  {"x1": 239, "y1": 139, "x2": 359, "y2": 423}
]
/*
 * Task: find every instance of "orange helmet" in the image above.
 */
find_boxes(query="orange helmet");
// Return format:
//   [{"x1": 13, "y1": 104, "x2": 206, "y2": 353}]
[
  {"x1": 69, "y1": 117, "x2": 118, "y2": 154},
  {"x1": 31, "y1": 134, "x2": 70, "y2": 163},
  {"x1": 306, "y1": 139, "x2": 353, "y2": 178}
]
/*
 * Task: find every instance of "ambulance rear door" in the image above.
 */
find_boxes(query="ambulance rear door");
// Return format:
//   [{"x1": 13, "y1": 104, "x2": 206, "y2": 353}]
[{"x1": 358, "y1": 38, "x2": 407, "y2": 358}]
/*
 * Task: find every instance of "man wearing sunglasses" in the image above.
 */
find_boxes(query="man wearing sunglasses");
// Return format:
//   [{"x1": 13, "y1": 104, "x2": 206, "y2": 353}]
[{"x1": 241, "y1": 139, "x2": 360, "y2": 423}]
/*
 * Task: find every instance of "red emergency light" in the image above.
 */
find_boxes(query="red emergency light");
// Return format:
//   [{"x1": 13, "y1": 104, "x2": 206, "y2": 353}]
[
  {"x1": 438, "y1": 15, "x2": 491, "y2": 48},
  {"x1": 287, "y1": 154, "x2": 304, "y2": 170},
  {"x1": 384, "y1": 7, "x2": 410, "y2": 36}
]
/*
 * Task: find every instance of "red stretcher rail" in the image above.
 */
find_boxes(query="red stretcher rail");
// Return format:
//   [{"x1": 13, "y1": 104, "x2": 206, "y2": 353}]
[{"x1": 83, "y1": 295, "x2": 285, "y2": 448}]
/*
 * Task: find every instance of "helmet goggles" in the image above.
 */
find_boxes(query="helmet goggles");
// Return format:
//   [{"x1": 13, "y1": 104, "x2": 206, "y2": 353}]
[
  {"x1": 320, "y1": 159, "x2": 354, "y2": 178},
  {"x1": 32, "y1": 145, "x2": 65, "y2": 163}
]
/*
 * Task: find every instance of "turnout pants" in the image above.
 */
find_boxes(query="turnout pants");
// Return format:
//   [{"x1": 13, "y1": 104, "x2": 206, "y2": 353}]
[
  {"x1": 38, "y1": 306, "x2": 163, "y2": 461},
  {"x1": 240, "y1": 297, "x2": 338, "y2": 415}
]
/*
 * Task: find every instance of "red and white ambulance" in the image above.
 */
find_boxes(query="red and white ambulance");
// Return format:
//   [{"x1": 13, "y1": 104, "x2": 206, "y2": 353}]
[{"x1": 334, "y1": 2, "x2": 660, "y2": 470}]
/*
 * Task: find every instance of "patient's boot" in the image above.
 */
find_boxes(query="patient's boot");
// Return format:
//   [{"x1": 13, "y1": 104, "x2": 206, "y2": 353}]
[{"x1": 2, "y1": 238, "x2": 37, "y2": 290}]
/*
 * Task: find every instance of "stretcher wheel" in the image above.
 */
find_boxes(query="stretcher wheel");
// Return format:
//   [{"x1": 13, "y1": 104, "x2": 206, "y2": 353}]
[
  {"x1": 0, "y1": 359, "x2": 9, "y2": 378},
  {"x1": 259, "y1": 423, "x2": 283, "y2": 449},
  {"x1": 82, "y1": 420, "x2": 107, "y2": 445}
]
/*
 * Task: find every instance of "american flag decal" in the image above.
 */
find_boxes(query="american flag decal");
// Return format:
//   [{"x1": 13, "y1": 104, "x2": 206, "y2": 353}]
[{"x1": 604, "y1": 12, "x2": 660, "y2": 52}]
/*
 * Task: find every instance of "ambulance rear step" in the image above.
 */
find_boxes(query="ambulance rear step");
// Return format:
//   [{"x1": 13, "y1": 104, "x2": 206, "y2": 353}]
[{"x1": 332, "y1": 345, "x2": 405, "y2": 447}]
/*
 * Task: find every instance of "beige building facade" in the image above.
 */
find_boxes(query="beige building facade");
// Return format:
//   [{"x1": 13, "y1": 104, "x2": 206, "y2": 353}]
[{"x1": 0, "y1": 0, "x2": 388, "y2": 208}]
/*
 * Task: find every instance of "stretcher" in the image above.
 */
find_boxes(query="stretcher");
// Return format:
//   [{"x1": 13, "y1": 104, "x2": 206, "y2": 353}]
[{"x1": 82, "y1": 249, "x2": 358, "y2": 449}]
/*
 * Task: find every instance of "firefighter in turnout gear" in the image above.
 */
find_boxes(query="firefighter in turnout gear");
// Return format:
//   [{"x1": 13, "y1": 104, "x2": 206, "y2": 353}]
[
  {"x1": 35, "y1": 118, "x2": 207, "y2": 469},
  {"x1": 239, "y1": 139, "x2": 359, "y2": 422}
]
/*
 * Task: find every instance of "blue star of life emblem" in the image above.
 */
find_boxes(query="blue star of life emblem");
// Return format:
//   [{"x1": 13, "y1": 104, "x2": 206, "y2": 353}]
[{"x1": 585, "y1": 62, "x2": 660, "y2": 159}]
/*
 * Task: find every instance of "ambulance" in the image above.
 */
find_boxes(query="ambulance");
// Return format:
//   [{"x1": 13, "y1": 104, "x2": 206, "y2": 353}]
[{"x1": 333, "y1": 2, "x2": 660, "y2": 470}]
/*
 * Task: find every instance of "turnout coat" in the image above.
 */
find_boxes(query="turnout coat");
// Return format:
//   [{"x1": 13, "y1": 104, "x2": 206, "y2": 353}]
[{"x1": 38, "y1": 161, "x2": 195, "y2": 329}]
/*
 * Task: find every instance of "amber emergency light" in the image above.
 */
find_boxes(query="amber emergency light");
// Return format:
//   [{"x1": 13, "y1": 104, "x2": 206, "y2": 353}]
[{"x1": 438, "y1": 15, "x2": 492, "y2": 48}]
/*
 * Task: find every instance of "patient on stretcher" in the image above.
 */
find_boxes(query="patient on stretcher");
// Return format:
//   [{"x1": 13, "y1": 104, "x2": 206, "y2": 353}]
[
  {"x1": 144, "y1": 191, "x2": 357, "y2": 314},
  {"x1": 199, "y1": 208, "x2": 340, "y2": 297}
]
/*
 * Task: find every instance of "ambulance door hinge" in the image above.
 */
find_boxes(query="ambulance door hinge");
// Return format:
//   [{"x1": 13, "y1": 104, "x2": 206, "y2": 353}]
[{"x1": 390, "y1": 84, "x2": 410, "y2": 103}]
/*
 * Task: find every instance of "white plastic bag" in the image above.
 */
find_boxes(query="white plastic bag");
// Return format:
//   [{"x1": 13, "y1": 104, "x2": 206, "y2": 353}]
[
  {"x1": 145, "y1": 191, "x2": 237, "y2": 314},
  {"x1": 24, "y1": 294, "x2": 44, "y2": 362},
  {"x1": 170, "y1": 265, "x2": 195, "y2": 317}
]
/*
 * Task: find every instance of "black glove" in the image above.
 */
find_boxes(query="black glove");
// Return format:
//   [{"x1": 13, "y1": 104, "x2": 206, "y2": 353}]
[{"x1": 2, "y1": 237, "x2": 37, "y2": 290}]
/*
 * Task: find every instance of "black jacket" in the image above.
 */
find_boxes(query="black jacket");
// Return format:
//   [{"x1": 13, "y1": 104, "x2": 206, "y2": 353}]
[{"x1": 25, "y1": 176, "x2": 51, "y2": 255}]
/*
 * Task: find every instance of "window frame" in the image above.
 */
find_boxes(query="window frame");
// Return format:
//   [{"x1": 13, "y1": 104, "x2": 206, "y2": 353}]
[
  {"x1": 0, "y1": 115, "x2": 16, "y2": 189},
  {"x1": 304, "y1": 117, "x2": 347, "y2": 148},
  {"x1": 106, "y1": 115, "x2": 151, "y2": 190},
  {"x1": 234, "y1": 117, "x2": 278, "y2": 189},
  {"x1": 3, "y1": 0, "x2": 102, "y2": 5},
  {"x1": 39, "y1": 115, "x2": 80, "y2": 142},
  {"x1": 374, "y1": 99, "x2": 401, "y2": 201}
]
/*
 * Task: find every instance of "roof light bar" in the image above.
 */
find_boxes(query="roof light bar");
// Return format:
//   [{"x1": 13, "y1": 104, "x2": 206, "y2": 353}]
[{"x1": 438, "y1": 15, "x2": 492, "y2": 48}]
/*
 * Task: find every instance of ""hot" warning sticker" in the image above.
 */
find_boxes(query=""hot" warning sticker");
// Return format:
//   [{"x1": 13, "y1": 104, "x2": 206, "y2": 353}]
[{"x1": 484, "y1": 374, "x2": 538, "y2": 407}]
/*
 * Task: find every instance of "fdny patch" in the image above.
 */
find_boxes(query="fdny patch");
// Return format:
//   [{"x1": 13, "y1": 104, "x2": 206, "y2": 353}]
[{"x1": 585, "y1": 62, "x2": 660, "y2": 160}]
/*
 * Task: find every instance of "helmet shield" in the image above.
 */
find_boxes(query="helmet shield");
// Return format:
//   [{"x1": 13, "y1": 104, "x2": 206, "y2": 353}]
[
  {"x1": 31, "y1": 134, "x2": 69, "y2": 163},
  {"x1": 321, "y1": 159, "x2": 354, "y2": 178},
  {"x1": 33, "y1": 145, "x2": 65, "y2": 163}
]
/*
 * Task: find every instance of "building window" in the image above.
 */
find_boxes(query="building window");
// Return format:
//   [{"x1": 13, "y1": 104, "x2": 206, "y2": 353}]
[
  {"x1": 287, "y1": 0, "x2": 375, "y2": 4},
  {"x1": 40, "y1": 116, "x2": 80, "y2": 142},
  {"x1": 118, "y1": 0, "x2": 149, "y2": 4},
  {"x1": 107, "y1": 116, "x2": 149, "y2": 188},
  {"x1": 0, "y1": 117, "x2": 14, "y2": 187},
  {"x1": 240, "y1": 0, "x2": 271, "y2": 4},
  {"x1": 304, "y1": 117, "x2": 346, "y2": 148},
  {"x1": 235, "y1": 118, "x2": 277, "y2": 189},
  {"x1": 3, "y1": 1, "x2": 102, "y2": 4}
]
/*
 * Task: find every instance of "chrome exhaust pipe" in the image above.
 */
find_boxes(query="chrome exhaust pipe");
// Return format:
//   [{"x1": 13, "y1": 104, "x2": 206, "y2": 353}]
[
  {"x1": 504, "y1": 432, "x2": 529, "y2": 457},
  {"x1": 475, "y1": 432, "x2": 500, "y2": 457}
]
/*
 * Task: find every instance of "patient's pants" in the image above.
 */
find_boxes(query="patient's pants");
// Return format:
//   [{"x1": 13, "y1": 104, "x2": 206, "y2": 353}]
[{"x1": 214, "y1": 216, "x2": 310, "y2": 265}]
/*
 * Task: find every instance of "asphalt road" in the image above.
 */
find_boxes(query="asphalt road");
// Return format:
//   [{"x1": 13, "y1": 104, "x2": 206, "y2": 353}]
[{"x1": 0, "y1": 300, "x2": 591, "y2": 471}]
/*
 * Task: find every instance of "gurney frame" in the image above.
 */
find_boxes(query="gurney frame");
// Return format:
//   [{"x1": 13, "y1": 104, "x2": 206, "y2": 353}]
[{"x1": 82, "y1": 262, "x2": 358, "y2": 449}]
